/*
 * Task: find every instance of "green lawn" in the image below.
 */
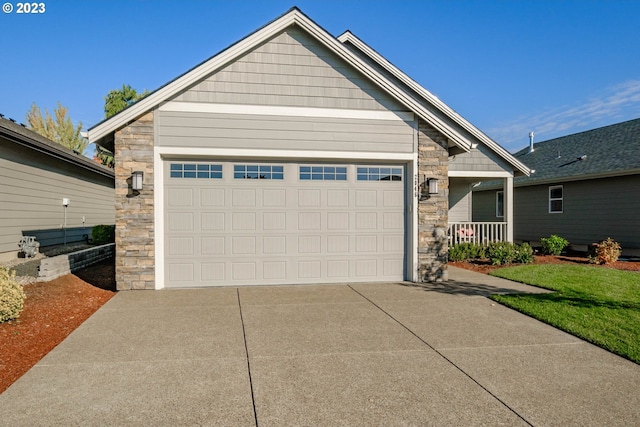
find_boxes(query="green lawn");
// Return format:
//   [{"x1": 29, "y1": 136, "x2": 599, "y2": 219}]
[{"x1": 489, "y1": 264, "x2": 640, "y2": 364}]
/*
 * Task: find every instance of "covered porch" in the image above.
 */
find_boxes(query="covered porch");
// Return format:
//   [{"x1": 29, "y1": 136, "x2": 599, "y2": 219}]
[{"x1": 448, "y1": 173, "x2": 514, "y2": 246}]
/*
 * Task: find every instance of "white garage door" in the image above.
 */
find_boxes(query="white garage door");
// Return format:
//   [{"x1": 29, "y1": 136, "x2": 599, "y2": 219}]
[{"x1": 164, "y1": 161, "x2": 406, "y2": 287}]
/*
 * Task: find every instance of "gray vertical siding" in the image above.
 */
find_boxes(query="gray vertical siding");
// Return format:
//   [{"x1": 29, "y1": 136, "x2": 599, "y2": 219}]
[
  {"x1": 0, "y1": 139, "x2": 115, "y2": 255},
  {"x1": 474, "y1": 175, "x2": 640, "y2": 249}
]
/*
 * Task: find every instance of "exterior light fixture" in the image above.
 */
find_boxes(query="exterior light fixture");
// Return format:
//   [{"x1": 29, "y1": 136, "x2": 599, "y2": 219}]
[
  {"x1": 132, "y1": 171, "x2": 144, "y2": 191},
  {"x1": 419, "y1": 176, "x2": 439, "y2": 201},
  {"x1": 428, "y1": 178, "x2": 438, "y2": 195}
]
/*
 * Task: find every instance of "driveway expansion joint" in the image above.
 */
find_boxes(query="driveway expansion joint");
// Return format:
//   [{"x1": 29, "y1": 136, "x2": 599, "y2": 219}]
[
  {"x1": 236, "y1": 289, "x2": 259, "y2": 427},
  {"x1": 347, "y1": 285, "x2": 535, "y2": 427}
]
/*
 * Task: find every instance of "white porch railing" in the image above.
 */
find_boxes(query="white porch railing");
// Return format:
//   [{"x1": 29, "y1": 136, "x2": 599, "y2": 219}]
[{"x1": 448, "y1": 222, "x2": 508, "y2": 245}]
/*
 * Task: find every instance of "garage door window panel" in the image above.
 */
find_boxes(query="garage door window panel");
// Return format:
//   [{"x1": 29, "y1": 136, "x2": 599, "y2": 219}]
[
  {"x1": 234, "y1": 164, "x2": 283, "y2": 180},
  {"x1": 299, "y1": 166, "x2": 347, "y2": 181},
  {"x1": 357, "y1": 167, "x2": 403, "y2": 181},
  {"x1": 170, "y1": 163, "x2": 222, "y2": 179}
]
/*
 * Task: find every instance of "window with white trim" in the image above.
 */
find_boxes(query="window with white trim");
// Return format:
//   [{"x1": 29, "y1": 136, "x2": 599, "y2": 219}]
[
  {"x1": 496, "y1": 191, "x2": 504, "y2": 218},
  {"x1": 170, "y1": 163, "x2": 222, "y2": 179},
  {"x1": 549, "y1": 185, "x2": 563, "y2": 213},
  {"x1": 234, "y1": 164, "x2": 283, "y2": 180},
  {"x1": 356, "y1": 167, "x2": 403, "y2": 181},
  {"x1": 299, "y1": 166, "x2": 347, "y2": 181}
]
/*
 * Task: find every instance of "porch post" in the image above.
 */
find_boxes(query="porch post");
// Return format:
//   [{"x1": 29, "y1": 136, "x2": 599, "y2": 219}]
[{"x1": 504, "y1": 176, "x2": 514, "y2": 242}]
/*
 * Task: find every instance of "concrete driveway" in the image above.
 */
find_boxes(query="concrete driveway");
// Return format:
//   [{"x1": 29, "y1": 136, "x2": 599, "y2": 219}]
[{"x1": 1, "y1": 267, "x2": 639, "y2": 426}]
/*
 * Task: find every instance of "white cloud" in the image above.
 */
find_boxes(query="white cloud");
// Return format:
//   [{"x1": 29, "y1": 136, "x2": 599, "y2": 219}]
[{"x1": 487, "y1": 79, "x2": 640, "y2": 152}]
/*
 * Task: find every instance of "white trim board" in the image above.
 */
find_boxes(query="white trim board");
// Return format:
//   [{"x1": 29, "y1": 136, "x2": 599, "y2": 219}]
[
  {"x1": 156, "y1": 146, "x2": 415, "y2": 161},
  {"x1": 159, "y1": 101, "x2": 414, "y2": 122},
  {"x1": 448, "y1": 170, "x2": 513, "y2": 178},
  {"x1": 153, "y1": 147, "x2": 417, "y2": 289}
]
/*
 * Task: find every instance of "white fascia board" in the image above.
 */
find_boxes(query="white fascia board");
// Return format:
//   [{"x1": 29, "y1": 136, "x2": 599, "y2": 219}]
[
  {"x1": 448, "y1": 170, "x2": 513, "y2": 178},
  {"x1": 159, "y1": 101, "x2": 414, "y2": 121},
  {"x1": 156, "y1": 146, "x2": 414, "y2": 162},
  {"x1": 338, "y1": 31, "x2": 531, "y2": 177}
]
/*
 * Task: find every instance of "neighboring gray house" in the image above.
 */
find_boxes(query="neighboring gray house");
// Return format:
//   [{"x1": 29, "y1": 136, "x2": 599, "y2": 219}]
[
  {"x1": 0, "y1": 116, "x2": 115, "y2": 262},
  {"x1": 472, "y1": 118, "x2": 640, "y2": 255},
  {"x1": 88, "y1": 8, "x2": 530, "y2": 290}
]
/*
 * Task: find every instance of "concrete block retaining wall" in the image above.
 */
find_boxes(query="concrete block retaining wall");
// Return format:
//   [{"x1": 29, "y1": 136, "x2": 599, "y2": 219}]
[{"x1": 37, "y1": 243, "x2": 115, "y2": 281}]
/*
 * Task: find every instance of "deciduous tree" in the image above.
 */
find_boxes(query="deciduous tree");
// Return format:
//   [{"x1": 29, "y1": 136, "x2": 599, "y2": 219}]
[{"x1": 26, "y1": 102, "x2": 88, "y2": 154}]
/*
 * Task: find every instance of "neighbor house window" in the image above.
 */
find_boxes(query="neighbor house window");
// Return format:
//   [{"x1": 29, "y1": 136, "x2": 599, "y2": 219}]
[
  {"x1": 299, "y1": 166, "x2": 347, "y2": 181},
  {"x1": 549, "y1": 185, "x2": 563, "y2": 213},
  {"x1": 356, "y1": 167, "x2": 403, "y2": 181},
  {"x1": 496, "y1": 191, "x2": 504, "y2": 218},
  {"x1": 234, "y1": 164, "x2": 283, "y2": 180},
  {"x1": 170, "y1": 163, "x2": 222, "y2": 179}
]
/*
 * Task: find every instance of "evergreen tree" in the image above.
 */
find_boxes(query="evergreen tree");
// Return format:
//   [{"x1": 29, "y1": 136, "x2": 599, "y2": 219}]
[{"x1": 104, "y1": 84, "x2": 149, "y2": 118}]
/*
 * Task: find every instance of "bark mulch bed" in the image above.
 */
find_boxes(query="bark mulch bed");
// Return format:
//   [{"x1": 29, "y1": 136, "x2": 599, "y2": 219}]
[
  {"x1": 0, "y1": 259, "x2": 115, "y2": 393},
  {"x1": 451, "y1": 254, "x2": 640, "y2": 275}
]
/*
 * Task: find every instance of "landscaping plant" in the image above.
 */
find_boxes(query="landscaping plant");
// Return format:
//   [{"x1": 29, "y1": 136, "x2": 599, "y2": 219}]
[
  {"x1": 513, "y1": 242, "x2": 535, "y2": 264},
  {"x1": 590, "y1": 237, "x2": 622, "y2": 265},
  {"x1": 540, "y1": 234, "x2": 569, "y2": 255},
  {"x1": 448, "y1": 242, "x2": 486, "y2": 262},
  {"x1": 0, "y1": 267, "x2": 26, "y2": 323},
  {"x1": 487, "y1": 241, "x2": 516, "y2": 265},
  {"x1": 92, "y1": 224, "x2": 115, "y2": 244},
  {"x1": 450, "y1": 241, "x2": 533, "y2": 265}
]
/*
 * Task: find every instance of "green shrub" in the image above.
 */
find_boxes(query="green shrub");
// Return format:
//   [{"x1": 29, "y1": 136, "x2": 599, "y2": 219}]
[
  {"x1": 448, "y1": 243, "x2": 486, "y2": 262},
  {"x1": 487, "y1": 241, "x2": 516, "y2": 265},
  {"x1": 468, "y1": 243, "x2": 487, "y2": 260},
  {"x1": 0, "y1": 267, "x2": 26, "y2": 323},
  {"x1": 448, "y1": 244, "x2": 468, "y2": 262},
  {"x1": 513, "y1": 242, "x2": 535, "y2": 264},
  {"x1": 540, "y1": 234, "x2": 569, "y2": 255},
  {"x1": 590, "y1": 238, "x2": 622, "y2": 265},
  {"x1": 92, "y1": 225, "x2": 115, "y2": 244}
]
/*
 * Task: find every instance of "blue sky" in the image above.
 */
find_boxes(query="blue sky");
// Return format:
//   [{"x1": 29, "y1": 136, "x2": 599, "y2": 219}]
[{"x1": 1, "y1": 0, "x2": 639, "y2": 154}]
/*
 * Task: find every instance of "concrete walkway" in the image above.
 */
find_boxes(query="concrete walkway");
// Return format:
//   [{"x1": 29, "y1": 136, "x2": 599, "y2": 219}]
[{"x1": 1, "y1": 266, "x2": 639, "y2": 426}]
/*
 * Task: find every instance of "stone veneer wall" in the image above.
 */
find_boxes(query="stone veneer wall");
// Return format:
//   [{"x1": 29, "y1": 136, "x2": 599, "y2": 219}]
[
  {"x1": 417, "y1": 120, "x2": 449, "y2": 281},
  {"x1": 114, "y1": 112, "x2": 155, "y2": 290}
]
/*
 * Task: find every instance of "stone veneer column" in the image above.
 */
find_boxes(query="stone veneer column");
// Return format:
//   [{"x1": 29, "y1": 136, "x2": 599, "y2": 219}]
[
  {"x1": 417, "y1": 120, "x2": 449, "y2": 281},
  {"x1": 114, "y1": 112, "x2": 155, "y2": 290}
]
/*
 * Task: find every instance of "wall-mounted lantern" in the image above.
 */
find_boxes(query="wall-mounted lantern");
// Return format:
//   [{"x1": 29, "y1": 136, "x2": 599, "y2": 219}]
[
  {"x1": 132, "y1": 171, "x2": 144, "y2": 191},
  {"x1": 420, "y1": 176, "x2": 439, "y2": 201},
  {"x1": 428, "y1": 178, "x2": 438, "y2": 195}
]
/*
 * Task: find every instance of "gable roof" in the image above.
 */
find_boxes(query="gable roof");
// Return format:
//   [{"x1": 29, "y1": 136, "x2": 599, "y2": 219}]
[
  {"x1": 88, "y1": 7, "x2": 530, "y2": 176},
  {"x1": 0, "y1": 117, "x2": 114, "y2": 179},
  {"x1": 337, "y1": 31, "x2": 531, "y2": 176},
  {"x1": 476, "y1": 117, "x2": 640, "y2": 190}
]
